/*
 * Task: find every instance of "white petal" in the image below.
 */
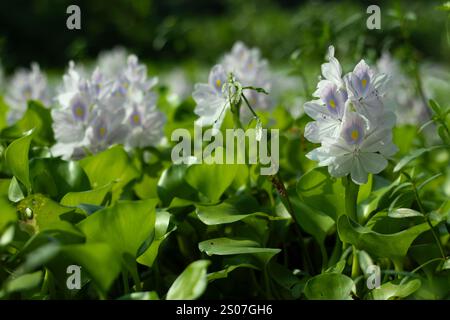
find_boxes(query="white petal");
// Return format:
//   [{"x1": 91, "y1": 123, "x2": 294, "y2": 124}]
[
  {"x1": 350, "y1": 157, "x2": 368, "y2": 185},
  {"x1": 359, "y1": 152, "x2": 388, "y2": 174},
  {"x1": 328, "y1": 153, "x2": 353, "y2": 177}
]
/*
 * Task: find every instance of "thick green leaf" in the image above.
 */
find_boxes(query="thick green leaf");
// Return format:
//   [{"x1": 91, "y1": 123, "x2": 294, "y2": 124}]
[
  {"x1": 118, "y1": 291, "x2": 159, "y2": 300},
  {"x1": 1, "y1": 101, "x2": 54, "y2": 145},
  {"x1": 61, "y1": 243, "x2": 122, "y2": 293},
  {"x1": 137, "y1": 210, "x2": 173, "y2": 267},
  {"x1": 196, "y1": 195, "x2": 279, "y2": 225},
  {"x1": 304, "y1": 273, "x2": 354, "y2": 300},
  {"x1": 157, "y1": 164, "x2": 198, "y2": 206},
  {"x1": 14, "y1": 243, "x2": 61, "y2": 276},
  {"x1": 393, "y1": 146, "x2": 441, "y2": 172},
  {"x1": 368, "y1": 279, "x2": 422, "y2": 300},
  {"x1": 207, "y1": 264, "x2": 257, "y2": 282},
  {"x1": 4, "y1": 129, "x2": 34, "y2": 193},
  {"x1": 337, "y1": 215, "x2": 435, "y2": 259},
  {"x1": 133, "y1": 174, "x2": 158, "y2": 200},
  {"x1": 3, "y1": 271, "x2": 43, "y2": 294},
  {"x1": 289, "y1": 192, "x2": 335, "y2": 244},
  {"x1": 199, "y1": 238, "x2": 280, "y2": 256},
  {"x1": 388, "y1": 208, "x2": 423, "y2": 218},
  {"x1": 296, "y1": 167, "x2": 346, "y2": 220},
  {"x1": 0, "y1": 179, "x2": 18, "y2": 232},
  {"x1": 8, "y1": 176, "x2": 25, "y2": 203},
  {"x1": 16, "y1": 194, "x2": 78, "y2": 236},
  {"x1": 78, "y1": 199, "x2": 158, "y2": 259},
  {"x1": 166, "y1": 260, "x2": 210, "y2": 300},
  {"x1": 79, "y1": 146, "x2": 139, "y2": 202},
  {"x1": 185, "y1": 163, "x2": 238, "y2": 202},
  {"x1": 60, "y1": 183, "x2": 113, "y2": 207},
  {"x1": 30, "y1": 158, "x2": 90, "y2": 200}
]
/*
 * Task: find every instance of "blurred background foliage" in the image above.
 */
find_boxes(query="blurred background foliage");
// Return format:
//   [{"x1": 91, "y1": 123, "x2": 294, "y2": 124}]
[{"x1": 0, "y1": 0, "x2": 448, "y2": 73}]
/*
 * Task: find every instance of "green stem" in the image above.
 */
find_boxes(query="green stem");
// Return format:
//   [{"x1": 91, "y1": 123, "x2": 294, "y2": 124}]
[
  {"x1": 231, "y1": 101, "x2": 243, "y2": 129},
  {"x1": 344, "y1": 176, "x2": 360, "y2": 279},
  {"x1": 412, "y1": 182, "x2": 446, "y2": 259},
  {"x1": 270, "y1": 174, "x2": 314, "y2": 275},
  {"x1": 263, "y1": 266, "x2": 273, "y2": 299},
  {"x1": 241, "y1": 93, "x2": 259, "y2": 119},
  {"x1": 122, "y1": 270, "x2": 130, "y2": 294},
  {"x1": 351, "y1": 246, "x2": 359, "y2": 278},
  {"x1": 344, "y1": 176, "x2": 359, "y2": 223},
  {"x1": 238, "y1": 93, "x2": 314, "y2": 274}
]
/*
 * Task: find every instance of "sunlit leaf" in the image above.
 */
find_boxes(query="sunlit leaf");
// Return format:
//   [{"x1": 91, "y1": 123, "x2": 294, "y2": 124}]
[{"x1": 166, "y1": 260, "x2": 210, "y2": 300}]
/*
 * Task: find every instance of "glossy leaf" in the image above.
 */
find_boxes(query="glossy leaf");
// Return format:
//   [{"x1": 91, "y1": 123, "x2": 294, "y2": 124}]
[
  {"x1": 185, "y1": 163, "x2": 238, "y2": 202},
  {"x1": 367, "y1": 279, "x2": 421, "y2": 300},
  {"x1": 296, "y1": 167, "x2": 346, "y2": 220},
  {"x1": 199, "y1": 238, "x2": 281, "y2": 256},
  {"x1": 166, "y1": 260, "x2": 210, "y2": 300},
  {"x1": 79, "y1": 146, "x2": 139, "y2": 201},
  {"x1": 337, "y1": 215, "x2": 435, "y2": 259},
  {"x1": 4, "y1": 129, "x2": 34, "y2": 193},
  {"x1": 78, "y1": 199, "x2": 158, "y2": 259},
  {"x1": 304, "y1": 273, "x2": 354, "y2": 300}
]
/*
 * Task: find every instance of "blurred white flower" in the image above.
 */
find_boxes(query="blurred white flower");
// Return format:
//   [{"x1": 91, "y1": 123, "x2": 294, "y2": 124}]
[
  {"x1": 110, "y1": 55, "x2": 158, "y2": 106},
  {"x1": 222, "y1": 42, "x2": 272, "y2": 115},
  {"x1": 97, "y1": 47, "x2": 128, "y2": 78},
  {"x1": 5, "y1": 63, "x2": 50, "y2": 124},
  {"x1": 304, "y1": 46, "x2": 397, "y2": 185},
  {"x1": 85, "y1": 106, "x2": 128, "y2": 154},
  {"x1": 163, "y1": 68, "x2": 192, "y2": 104},
  {"x1": 123, "y1": 96, "x2": 166, "y2": 149},
  {"x1": 193, "y1": 42, "x2": 273, "y2": 131},
  {"x1": 52, "y1": 55, "x2": 165, "y2": 159},
  {"x1": 376, "y1": 52, "x2": 428, "y2": 125},
  {"x1": 193, "y1": 64, "x2": 230, "y2": 131}
]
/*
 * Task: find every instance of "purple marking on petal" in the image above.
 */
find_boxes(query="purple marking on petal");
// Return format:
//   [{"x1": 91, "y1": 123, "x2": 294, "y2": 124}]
[
  {"x1": 71, "y1": 97, "x2": 87, "y2": 121},
  {"x1": 320, "y1": 83, "x2": 346, "y2": 117},
  {"x1": 209, "y1": 65, "x2": 227, "y2": 94},
  {"x1": 129, "y1": 109, "x2": 142, "y2": 127},
  {"x1": 342, "y1": 114, "x2": 365, "y2": 145}
]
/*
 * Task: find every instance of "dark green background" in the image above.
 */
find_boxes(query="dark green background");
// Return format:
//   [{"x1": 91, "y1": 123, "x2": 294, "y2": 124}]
[{"x1": 0, "y1": 0, "x2": 448, "y2": 72}]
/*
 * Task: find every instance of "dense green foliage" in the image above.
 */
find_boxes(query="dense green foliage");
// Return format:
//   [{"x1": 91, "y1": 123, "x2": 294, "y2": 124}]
[{"x1": 0, "y1": 0, "x2": 449, "y2": 300}]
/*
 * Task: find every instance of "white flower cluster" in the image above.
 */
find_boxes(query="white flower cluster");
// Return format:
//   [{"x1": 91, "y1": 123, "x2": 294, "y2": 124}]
[
  {"x1": 51, "y1": 55, "x2": 165, "y2": 159},
  {"x1": 304, "y1": 46, "x2": 398, "y2": 185},
  {"x1": 5, "y1": 63, "x2": 50, "y2": 124},
  {"x1": 376, "y1": 52, "x2": 427, "y2": 125},
  {"x1": 193, "y1": 42, "x2": 272, "y2": 131}
]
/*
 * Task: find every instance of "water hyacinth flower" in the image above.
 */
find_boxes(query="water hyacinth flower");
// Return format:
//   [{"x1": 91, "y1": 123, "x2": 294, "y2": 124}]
[
  {"x1": 304, "y1": 82, "x2": 347, "y2": 143},
  {"x1": 51, "y1": 55, "x2": 165, "y2": 159},
  {"x1": 123, "y1": 97, "x2": 166, "y2": 149},
  {"x1": 193, "y1": 64, "x2": 230, "y2": 131},
  {"x1": 5, "y1": 63, "x2": 50, "y2": 124},
  {"x1": 193, "y1": 42, "x2": 272, "y2": 130},
  {"x1": 97, "y1": 47, "x2": 128, "y2": 78},
  {"x1": 376, "y1": 52, "x2": 428, "y2": 125},
  {"x1": 307, "y1": 105, "x2": 398, "y2": 184},
  {"x1": 304, "y1": 46, "x2": 397, "y2": 185}
]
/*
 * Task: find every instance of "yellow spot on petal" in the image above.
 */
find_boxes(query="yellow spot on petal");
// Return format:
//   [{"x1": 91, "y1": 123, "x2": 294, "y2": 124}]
[
  {"x1": 351, "y1": 129, "x2": 359, "y2": 141},
  {"x1": 99, "y1": 127, "x2": 106, "y2": 137},
  {"x1": 215, "y1": 79, "x2": 221, "y2": 88},
  {"x1": 329, "y1": 99, "x2": 336, "y2": 109},
  {"x1": 75, "y1": 106, "x2": 84, "y2": 117},
  {"x1": 361, "y1": 79, "x2": 367, "y2": 88},
  {"x1": 133, "y1": 114, "x2": 140, "y2": 124}
]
